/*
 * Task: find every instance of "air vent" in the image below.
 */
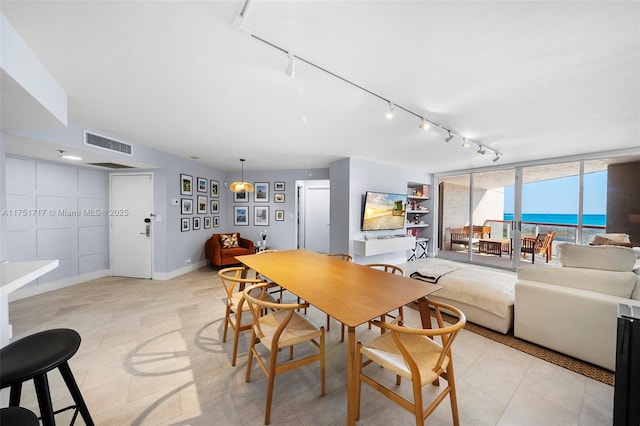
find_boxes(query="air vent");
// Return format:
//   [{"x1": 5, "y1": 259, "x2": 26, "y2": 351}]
[
  {"x1": 84, "y1": 131, "x2": 133, "y2": 156},
  {"x1": 87, "y1": 162, "x2": 134, "y2": 169}
]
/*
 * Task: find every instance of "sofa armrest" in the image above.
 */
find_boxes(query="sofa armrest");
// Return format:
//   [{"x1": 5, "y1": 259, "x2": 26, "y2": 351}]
[
  {"x1": 238, "y1": 237, "x2": 255, "y2": 254},
  {"x1": 514, "y1": 279, "x2": 640, "y2": 370}
]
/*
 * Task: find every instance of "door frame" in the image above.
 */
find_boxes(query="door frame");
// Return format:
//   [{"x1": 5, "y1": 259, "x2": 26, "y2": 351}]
[{"x1": 109, "y1": 172, "x2": 155, "y2": 278}]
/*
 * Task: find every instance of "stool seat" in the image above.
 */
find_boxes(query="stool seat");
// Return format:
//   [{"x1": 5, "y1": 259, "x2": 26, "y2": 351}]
[
  {"x1": 0, "y1": 407, "x2": 39, "y2": 426},
  {"x1": 1, "y1": 328, "x2": 80, "y2": 386},
  {"x1": 0, "y1": 328, "x2": 94, "y2": 426}
]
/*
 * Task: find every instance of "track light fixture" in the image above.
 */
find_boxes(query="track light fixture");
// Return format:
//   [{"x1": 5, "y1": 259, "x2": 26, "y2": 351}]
[
  {"x1": 229, "y1": 159, "x2": 255, "y2": 193},
  {"x1": 444, "y1": 130, "x2": 454, "y2": 142},
  {"x1": 285, "y1": 52, "x2": 296, "y2": 77},
  {"x1": 234, "y1": 0, "x2": 503, "y2": 163},
  {"x1": 385, "y1": 102, "x2": 397, "y2": 119},
  {"x1": 57, "y1": 150, "x2": 82, "y2": 161}
]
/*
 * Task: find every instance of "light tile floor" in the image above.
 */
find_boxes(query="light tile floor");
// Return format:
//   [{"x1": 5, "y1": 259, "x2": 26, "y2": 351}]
[{"x1": 6, "y1": 268, "x2": 613, "y2": 425}]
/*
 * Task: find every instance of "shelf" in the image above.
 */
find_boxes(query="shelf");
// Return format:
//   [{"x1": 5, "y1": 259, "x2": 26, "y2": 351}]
[
  {"x1": 406, "y1": 210, "x2": 430, "y2": 214},
  {"x1": 407, "y1": 195, "x2": 430, "y2": 201},
  {"x1": 353, "y1": 236, "x2": 416, "y2": 256},
  {"x1": 407, "y1": 224, "x2": 430, "y2": 228}
]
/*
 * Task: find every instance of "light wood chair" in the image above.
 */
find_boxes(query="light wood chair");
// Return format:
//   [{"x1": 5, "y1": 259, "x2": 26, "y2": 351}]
[
  {"x1": 364, "y1": 263, "x2": 405, "y2": 333},
  {"x1": 356, "y1": 300, "x2": 466, "y2": 426},
  {"x1": 243, "y1": 283, "x2": 325, "y2": 425},
  {"x1": 521, "y1": 231, "x2": 556, "y2": 263},
  {"x1": 325, "y1": 253, "x2": 353, "y2": 342},
  {"x1": 217, "y1": 267, "x2": 272, "y2": 366}
]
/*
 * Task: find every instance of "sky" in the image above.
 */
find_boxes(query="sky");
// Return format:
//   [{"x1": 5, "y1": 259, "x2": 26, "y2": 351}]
[{"x1": 503, "y1": 170, "x2": 607, "y2": 214}]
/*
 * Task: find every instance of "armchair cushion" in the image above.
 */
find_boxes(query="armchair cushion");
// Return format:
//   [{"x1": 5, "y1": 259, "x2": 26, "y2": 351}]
[{"x1": 221, "y1": 233, "x2": 240, "y2": 248}]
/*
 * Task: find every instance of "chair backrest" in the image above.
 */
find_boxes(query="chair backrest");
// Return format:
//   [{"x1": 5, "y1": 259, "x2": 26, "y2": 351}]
[
  {"x1": 217, "y1": 266, "x2": 265, "y2": 298},
  {"x1": 537, "y1": 232, "x2": 556, "y2": 252},
  {"x1": 364, "y1": 263, "x2": 404, "y2": 276},
  {"x1": 243, "y1": 283, "x2": 309, "y2": 347},
  {"x1": 327, "y1": 253, "x2": 353, "y2": 262},
  {"x1": 373, "y1": 300, "x2": 466, "y2": 373}
]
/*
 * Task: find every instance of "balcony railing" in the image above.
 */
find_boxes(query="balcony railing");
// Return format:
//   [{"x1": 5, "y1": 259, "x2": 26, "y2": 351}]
[{"x1": 482, "y1": 219, "x2": 606, "y2": 245}]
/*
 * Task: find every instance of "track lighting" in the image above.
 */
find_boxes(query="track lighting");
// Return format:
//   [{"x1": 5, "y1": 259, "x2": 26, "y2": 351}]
[
  {"x1": 477, "y1": 146, "x2": 486, "y2": 155},
  {"x1": 57, "y1": 150, "x2": 82, "y2": 161},
  {"x1": 444, "y1": 130, "x2": 454, "y2": 142},
  {"x1": 493, "y1": 152, "x2": 502, "y2": 162},
  {"x1": 462, "y1": 138, "x2": 470, "y2": 149},
  {"x1": 386, "y1": 102, "x2": 397, "y2": 119},
  {"x1": 285, "y1": 52, "x2": 296, "y2": 77},
  {"x1": 419, "y1": 118, "x2": 430, "y2": 131}
]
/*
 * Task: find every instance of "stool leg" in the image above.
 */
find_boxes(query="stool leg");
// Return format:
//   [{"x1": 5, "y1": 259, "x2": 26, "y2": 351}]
[
  {"x1": 58, "y1": 362, "x2": 94, "y2": 426},
  {"x1": 33, "y1": 373, "x2": 56, "y2": 426},
  {"x1": 9, "y1": 382, "x2": 22, "y2": 406}
]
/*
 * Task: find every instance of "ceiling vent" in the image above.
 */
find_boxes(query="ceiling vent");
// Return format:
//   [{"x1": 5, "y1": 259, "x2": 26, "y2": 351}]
[
  {"x1": 87, "y1": 162, "x2": 134, "y2": 169},
  {"x1": 84, "y1": 130, "x2": 133, "y2": 156}
]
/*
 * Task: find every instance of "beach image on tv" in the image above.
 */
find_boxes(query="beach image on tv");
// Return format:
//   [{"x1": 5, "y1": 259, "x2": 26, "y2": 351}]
[{"x1": 362, "y1": 192, "x2": 406, "y2": 231}]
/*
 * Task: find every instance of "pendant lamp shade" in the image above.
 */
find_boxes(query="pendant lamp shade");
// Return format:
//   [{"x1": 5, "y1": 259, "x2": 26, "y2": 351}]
[{"x1": 229, "y1": 159, "x2": 254, "y2": 193}]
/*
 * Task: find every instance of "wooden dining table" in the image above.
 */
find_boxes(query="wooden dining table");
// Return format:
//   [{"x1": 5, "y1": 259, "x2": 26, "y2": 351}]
[{"x1": 236, "y1": 249, "x2": 441, "y2": 425}]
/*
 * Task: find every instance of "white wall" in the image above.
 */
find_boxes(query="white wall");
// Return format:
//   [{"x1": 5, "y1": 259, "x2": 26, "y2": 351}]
[{"x1": 0, "y1": 135, "x2": 6, "y2": 262}]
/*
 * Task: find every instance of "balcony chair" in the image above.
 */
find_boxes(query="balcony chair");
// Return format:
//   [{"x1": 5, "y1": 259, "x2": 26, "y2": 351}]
[
  {"x1": 449, "y1": 225, "x2": 491, "y2": 250},
  {"x1": 205, "y1": 233, "x2": 254, "y2": 268},
  {"x1": 521, "y1": 231, "x2": 556, "y2": 264},
  {"x1": 243, "y1": 283, "x2": 325, "y2": 425},
  {"x1": 355, "y1": 301, "x2": 466, "y2": 426}
]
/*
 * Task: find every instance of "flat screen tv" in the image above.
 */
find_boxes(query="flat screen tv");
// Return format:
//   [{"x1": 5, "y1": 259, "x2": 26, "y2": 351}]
[{"x1": 361, "y1": 191, "x2": 407, "y2": 231}]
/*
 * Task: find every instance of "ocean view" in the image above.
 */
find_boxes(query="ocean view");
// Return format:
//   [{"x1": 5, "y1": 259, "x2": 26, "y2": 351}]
[{"x1": 503, "y1": 213, "x2": 606, "y2": 227}]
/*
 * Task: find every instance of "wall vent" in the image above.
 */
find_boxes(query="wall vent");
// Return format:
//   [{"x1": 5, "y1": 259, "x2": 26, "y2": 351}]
[
  {"x1": 84, "y1": 130, "x2": 133, "y2": 156},
  {"x1": 87, "y1": 162, "x2": 134, "y2": 169}
]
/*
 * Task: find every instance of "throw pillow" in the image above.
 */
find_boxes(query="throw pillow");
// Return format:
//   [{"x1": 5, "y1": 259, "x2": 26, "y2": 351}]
[
  {"x1": 590, "y1": 233, "x2": 632, "y2": 247},
  {"x1": 220, "y1": 233, "x2": 239, "y2": 249}
]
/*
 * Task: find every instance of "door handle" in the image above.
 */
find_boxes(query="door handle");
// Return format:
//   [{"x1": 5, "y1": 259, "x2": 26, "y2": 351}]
[{"x1": 140, "y1": 224, "x2": 151, "y2": 237}]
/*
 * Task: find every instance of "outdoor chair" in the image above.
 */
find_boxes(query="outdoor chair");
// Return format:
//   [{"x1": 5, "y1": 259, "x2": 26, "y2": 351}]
[{"x1": 521, "y1": 231, "x2": 556, "y2": 263}]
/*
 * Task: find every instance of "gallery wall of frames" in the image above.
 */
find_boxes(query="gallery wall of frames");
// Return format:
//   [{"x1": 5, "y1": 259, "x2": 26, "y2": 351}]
[{"x1": 179, "y1": 173, "x2": 220, "y2": 232}]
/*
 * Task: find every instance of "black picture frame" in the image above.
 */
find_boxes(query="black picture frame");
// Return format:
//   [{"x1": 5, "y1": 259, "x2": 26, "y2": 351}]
[
  {"x1": 193, "y1": 216, "x2": 201, "y2": 230},
  {"x1": 254, "y1": 182, "x2": 269, "y2": 203},
  {"x1": 181, "y1": 198, "x2": 193, "y2": 215},
  {"x1": 254, "y1": 206, "x2": 269, "y2": 226},
  {"x1": 234, "y1": 206, "x2": 249, "y2": 226},
  {"x1": 197, "y1": 177, "x2": 207, "y2": 193},
  {"x1": 197, "y1": 195, "x2": 207, "y2": 214},
  {"x1": 210, "y1": 200, "x2": 219, "y2": 214},
  {"x1": 210, "y1": 180, "x2": 219, "y2": 198},
  {"x1": 274, "y1": 182, "x2": 285, "y2": 191},
  {"x1": 275, "y1": 210, "x2": 284, "y2": 221},
  {"x1": 233, "y1": 190, "x2": 248, "y2": 203},
  {"x1": 213, "y1": 216, "x2": 220, "y2": 227},
  {"x1": 180, "y1": 174, "x2": 193, "y2": 196},
  {"x1": 204, "y1": 216, "x2": 211, "y2": 229},
  {"x1": 181, "y1": 217, "x2": 190, "y2": 232},
  {"x1": 274, "y1": 193, "x2": 285, "y2": 203}
]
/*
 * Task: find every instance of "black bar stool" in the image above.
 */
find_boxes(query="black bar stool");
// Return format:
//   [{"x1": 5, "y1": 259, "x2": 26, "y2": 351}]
[
  {"x1": 0, "y1": 328, "x2": 94, "y2": 426},
  {"x1": 0, "y1": 407, "x2": 39, "y2": 426}
]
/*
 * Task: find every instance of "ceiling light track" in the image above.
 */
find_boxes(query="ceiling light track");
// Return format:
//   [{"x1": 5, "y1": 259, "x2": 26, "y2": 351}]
[{"x1": 234, "y1": 3, "x2": 501, "y2": 162}]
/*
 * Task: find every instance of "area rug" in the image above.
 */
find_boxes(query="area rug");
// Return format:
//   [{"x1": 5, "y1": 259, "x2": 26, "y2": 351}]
[{"x1": 408, "y1": 304, "x2": 614, "y2": 386}]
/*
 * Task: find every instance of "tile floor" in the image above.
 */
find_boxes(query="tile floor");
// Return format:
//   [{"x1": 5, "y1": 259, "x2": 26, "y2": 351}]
[{"x1": 5, "y1": 267, "x2": 613, "y2": 425}]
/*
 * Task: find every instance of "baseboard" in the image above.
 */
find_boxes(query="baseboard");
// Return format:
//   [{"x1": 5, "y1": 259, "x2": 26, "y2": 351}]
[
  {"x1": 152, "y1": 260, "x2": 207, "y2": 280},
  {"x1": 9, "y1": 269, "x2": 111, "y2": 301}
]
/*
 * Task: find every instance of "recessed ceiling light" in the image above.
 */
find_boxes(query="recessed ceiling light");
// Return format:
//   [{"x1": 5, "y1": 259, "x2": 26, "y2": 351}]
[{"x1": 189, "y1": 156, "x2": 200, "y2": 160}]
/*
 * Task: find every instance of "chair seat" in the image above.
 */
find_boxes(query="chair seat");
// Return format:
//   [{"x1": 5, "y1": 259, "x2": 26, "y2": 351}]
[
  {"x1": 361, "y1": 331, "x2": 449, "y2": 386},
  {"x1": 229, "y1": 289, "x2": 274, "y2": 311},
  {"x1": 0, "y1": 329, "x2": 80, "y2": 386},
  {"x1": 0, "y1": 407, "x2": 39, "y2": 426},
  {"x1": 258, "y1": 310, "x2": 323, "y2": 349}
]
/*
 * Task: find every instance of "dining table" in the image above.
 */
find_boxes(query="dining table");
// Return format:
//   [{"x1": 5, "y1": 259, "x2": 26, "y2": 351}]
[{"x1": 236, "y1": 249, "x2": 441, "y2": 425}]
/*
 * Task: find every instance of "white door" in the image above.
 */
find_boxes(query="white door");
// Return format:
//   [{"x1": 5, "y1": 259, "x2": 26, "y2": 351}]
[
  {"x1": 304, "y1": 186, "x2": 330, "y2": 252},
  {"x1": 110, "y1": 174, "x2": 153, "y2": 278}
]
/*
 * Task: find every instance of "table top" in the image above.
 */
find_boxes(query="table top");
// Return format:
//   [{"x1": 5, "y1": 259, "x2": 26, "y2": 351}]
[
  {"x1": 0, "y1": 260, "x2": 59, "y2": 298},
  {"x1": 479, "y1": 238, "x2": 511, "y2": 243},
  {"x1": 237, "y1": 249, "x2": 441, "y2": 328}
]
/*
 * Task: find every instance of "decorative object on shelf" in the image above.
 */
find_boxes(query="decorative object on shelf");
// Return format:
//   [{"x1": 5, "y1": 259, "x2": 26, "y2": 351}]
[
  {"x1": 274, "y1": 182, "x2": 285, "y2": 191},
  {"x1": 181, "y1": 198, "x2": 193, "y2": 215},
  {"x1": 180, "y1": 174, "x2": 193, "y2": 195},
  {"x1": 229, "y1": 159, "x2": 254, "y2": 193},
  {"x1": 275, "y1": 210, "x2": 284, "y2": 221},
  {"x1": 255, "y1": 206, "x2": 269, "y2": 226},
  {"x1": 210, "y1": 200, "x2": 219, "y2": 214},
  {"x1": 274, "y1": 193, "x2": 285, "y2": 203},
  {"x1": 254, "y1": 182, "x2": 269, "y2": 202},
  {"x1": 234, "y1": 206, "x2": 249, "y2": 226},
  {"x1": 193, "y1": 217, "x2": 201, "y2": 230},
  {"x1": 260, "y1": 229, "x2": 268, "y2": 243},
  {"x1": 181, "y1": 218, "x2": 190, "y2": 232},
  {"x1": 197, "y1": 177, "x2": 207, "y2": 193},
  {"x1": 204, "y1": 216, "x2": 211, "y2": 229},
  {"x1": 197, "y1": 195, "x2": 207, "y2": 214},
  {"x1": 210, "y1": 180, "x2": 219, "y2": 198}
]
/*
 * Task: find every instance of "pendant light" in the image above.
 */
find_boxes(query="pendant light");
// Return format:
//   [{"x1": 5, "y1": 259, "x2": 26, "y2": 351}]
[{"x1": 229, "y1": 159, "x2": 254, "y2": 193}]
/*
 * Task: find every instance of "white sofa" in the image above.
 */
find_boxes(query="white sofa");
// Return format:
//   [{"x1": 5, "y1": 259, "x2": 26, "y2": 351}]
[{"x1": 514, "y1": 243, "x2": 640, "y2": 371}]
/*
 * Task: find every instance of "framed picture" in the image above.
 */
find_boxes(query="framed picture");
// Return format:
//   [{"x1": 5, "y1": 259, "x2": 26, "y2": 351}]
[
  {"x1": 204, "y1": 216, "x2": 211, "y2": 229},
  {"x1": 234, "y1": 206, "x2": 249, "y2": 226},
  {"x1": 274, "y1": 182, "x2": 285, "y2": 191},
  {"x1": 197, "y1": 195, "x2": 207, "y2": 214},
  {"x1": 181, "y1": 217, "x2": 190, "y2": 232},
  {"x1": 197, "y1": 177, "x2": 207, "y2": 193},
  {"x1": 181, "y1": 198, "x2": 193, "y2": 215},
  {"x1": 254, "y1": 182, "x2": 269, "y2": 203},
  {"x1": 213, "y1": 216, "x2": 220, "y2": 227},
  {"x1": 275, "y1": 210, "x2": 284, "y2": 221},
  {"x1": 193, "y1": 216, "x2": 201, "y2": 230},
  {"x1": 180, "y1": 174, "x2": 193, "y2": 195},
  {"x1": 254, "y1": 206, "x2": 269, "y2": 226},
  {"x1": 233, "y1": 190, "x2": 248, "y2": 203},
  {"x1": 210, "y1": 200, "x2": 219, "y2": 214},
  {"x1": 210, "y1": 180, "x2": 219, "y2": 198},
  {"x1": 274, "y1": 193, "x2": 285, "y2": 203}
]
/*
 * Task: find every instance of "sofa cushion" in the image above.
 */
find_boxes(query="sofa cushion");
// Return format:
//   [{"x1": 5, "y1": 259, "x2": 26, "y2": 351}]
[
  {"x1": 557, "y1": 243, "x2": 636, "y2": 271},
  {"x1": 590, "y1": 233, "x2": 632, "y2": 247},
  {"x1": 220, "y1": 233, "x2": 239, "y2": 248},
  {"x1": 220, "y1": 247, "x2": 250, "y2": 258},
  {"x1": 518, "y1": 266, "x2": 637, "y2": 298}
]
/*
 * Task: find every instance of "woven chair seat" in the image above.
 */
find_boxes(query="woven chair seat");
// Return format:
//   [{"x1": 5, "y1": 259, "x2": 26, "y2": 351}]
[
  {"x1": 361, "y1": 332, "x2": 449, "y2": 386},
  {"x1": 257, "y1": 310, "x2": 323, "y2": 349},
  {"x1": 229, "y1": 289, "x2": 274, "y2": 311}
]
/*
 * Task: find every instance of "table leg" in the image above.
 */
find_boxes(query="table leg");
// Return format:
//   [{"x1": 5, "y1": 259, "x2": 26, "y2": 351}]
[
  {"x1": 417, "y1": 297, "x2": 432, "y2": 329},
  {"x1": 347, "y1": 325, "x2": 356, "y2": 426}
]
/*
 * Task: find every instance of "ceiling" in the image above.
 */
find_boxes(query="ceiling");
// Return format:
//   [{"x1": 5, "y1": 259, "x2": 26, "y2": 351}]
[{"x1": 1, "y1": 1, "x2": 639, "y2": 173}]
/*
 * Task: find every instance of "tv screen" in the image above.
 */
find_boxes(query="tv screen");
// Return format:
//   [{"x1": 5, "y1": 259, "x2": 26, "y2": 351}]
[{"x1": 361, "y1": 191, "x2": 407, "y2": 231}]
